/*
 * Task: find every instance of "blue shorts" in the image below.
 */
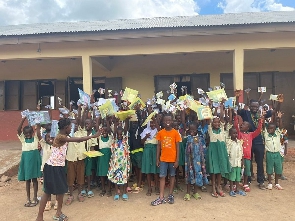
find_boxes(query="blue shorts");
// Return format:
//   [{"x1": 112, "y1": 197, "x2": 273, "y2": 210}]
[{"x1": 159, "y1": 162, "x2": 176, "y2": 178}]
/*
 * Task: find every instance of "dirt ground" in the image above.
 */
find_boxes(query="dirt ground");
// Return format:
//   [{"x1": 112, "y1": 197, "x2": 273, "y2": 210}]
[{"x1": 0, "y1": 160, "x2": 294, "y2": 221}]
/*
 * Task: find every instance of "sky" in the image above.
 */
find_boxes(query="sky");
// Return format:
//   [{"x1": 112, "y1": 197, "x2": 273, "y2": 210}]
[{"x1": 0, "y1": 0, "x2": 294, "y2": 26}]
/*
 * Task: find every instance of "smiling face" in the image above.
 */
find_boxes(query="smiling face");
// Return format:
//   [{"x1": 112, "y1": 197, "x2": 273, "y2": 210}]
[
  {"x1": 23, "y1": 127, "x2": 33, "y2": 139},
  {"x1": 101, "y1": 127, "x2": 108, "y2": 138},
  {"x1": 212, "y1": 118, "x2": 220, "y2": 129},
  {"x1": 188, "y1": 124, "x2": 197, "y2": 136},
  {"x1": 45, "y1": 133, "x2": 53, "y2": 145},
  {"x1": 172, "y1": 120, "x2": 179, "y2": 130},
  {"x1": 85, "y1": 119, "x2": 92, "y2": 131},
  {"x1": 163, "y1": 115, "x2": 173, "y2": 130},
  {"x1": 267, "y1": 124, "x2": 276, "y2": 134},
  {"x1": 229, "y1": 128, "x2": 238, "y2": 140},
  {"x1": 249, "y1": 102, "x2": 259, "y2": 114},
  {"x1": 149, "y1": 121, "x2": 156, "y2": 130}
]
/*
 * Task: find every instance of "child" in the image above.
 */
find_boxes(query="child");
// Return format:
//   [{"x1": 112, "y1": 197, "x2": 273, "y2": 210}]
[
  {"x1": 232, "y1": 109, "x2": 263, "y2": 192},
  {"x1": 206, "y1": 103, "x2": 231, "y2": 198},
  {"x1": 226, "y1": 127, "x2": 245, "y2": 197},
  {"x1": 151, "y1": 113, "x2": 181, "y2": 206},
  {"x1": 107, "y1": 118, "x2": 130, "y2": 201},
  {"x1": 17, "y1": 117, "x2": 42, "y2": 207},
  {"x1": 97, "y1": 123, "x2": 113, "y2": 197},
  {"x1": 35, "y1": 118, "x2": 100, "y2": 221},
  {"x1": 39, "y1": 132, "x2": 58, "y2": 211},
  {"x1": 278, "y1": 121, "x2": 288, "y2": 180},
  {"x1": 265, "y1": 112, "x2": 284, "y2": 190},
  {"x1": 183, "y1": 122, "x2": 208, "y2": 201},
  {"x1": 141, "y1": 120, "x2": 159, "y2": 196}
]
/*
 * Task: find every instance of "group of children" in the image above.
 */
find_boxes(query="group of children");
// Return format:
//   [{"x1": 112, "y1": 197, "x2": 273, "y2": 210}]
[{"x1": 15, "y1": 89, "x2": 288, "y2": 221}]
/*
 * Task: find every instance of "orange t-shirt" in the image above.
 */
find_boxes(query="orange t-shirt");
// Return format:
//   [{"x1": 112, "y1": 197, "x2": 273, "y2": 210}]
[{"x1": 156, "y1": 128, "x2": 182, "y2": 163}]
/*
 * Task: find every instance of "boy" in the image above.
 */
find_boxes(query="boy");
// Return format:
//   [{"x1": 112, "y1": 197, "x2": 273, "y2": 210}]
[
  {"x1": 151, "y1": 114, "x2": 181, "y2": 206},
  {"x1": 265, "y1": 112, "x2": 284, "y2": 190}
]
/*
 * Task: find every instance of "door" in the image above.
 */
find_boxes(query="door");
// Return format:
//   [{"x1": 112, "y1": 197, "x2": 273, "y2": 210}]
[
  {"x1": 55, "y1": 80, "x2": 67, "y2": 109},
  {"x1": 154, "y1": 75, "x2": 174, "y2": 100},
  {"x1": 68, "y1": 77, "x2": 83, "y2": 107},
  {"x1": 243, "y1": 73, "x2": 259, "y2": 103},
  {"x1": 105, "y1": 77, "x2": 122, "y2": 102},
  {"x1": 5, "y1": 80, "x2": 20, "y2": 110},
  {"x1": 220, "y1": 73, "x2": 234, "y2": 98},
  {"x1": 0, "y1": 81, "x2": 4, "y2": 110},
  {"x1": 259, "y1": 72, "x2": 275, "y2": 104},
  {"x1": 191, "y1": 73, "x2": 210, "y2": 99},
  {"x1": 21, "y1": 80, "x2": 38, "y2": 110},
  {"x1": 274, "y1": 72, "x2": 295, "y2": 135}
]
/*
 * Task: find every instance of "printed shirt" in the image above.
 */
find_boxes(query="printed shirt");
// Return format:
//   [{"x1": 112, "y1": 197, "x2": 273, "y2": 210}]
[
  {"x1": 264, "y1": 129, "x2": 281, "y2": 153},
  {"x1": 47, "y1": 133, "x2": 68, "y2": 167},
  {"x1": 156, "y1": 128, "x2": 182, "y2": 163},
  {"x1": 226, "y1": 139, "x2": 243, "y2": 167},
  {"x1": 17, "y1": 133, "x2": 39, "y2": 151},
  {"x1": 66, "y1": 127, "x2": 87, "y2": 162},
  {"x1": 238, "y1": 109, "x2": 272, "y2": 145},
  {"x1": 234, "y1": 115, "x2": 262, "y2": 160}
]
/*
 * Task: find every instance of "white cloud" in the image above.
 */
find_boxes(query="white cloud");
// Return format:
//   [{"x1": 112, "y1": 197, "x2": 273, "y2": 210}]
[
  {"x1": 0, "y1": 0, "x2": 199, "y2": 26},
  {"x1": 218, "y1": 0, "x2": 294, "y2": 13}
]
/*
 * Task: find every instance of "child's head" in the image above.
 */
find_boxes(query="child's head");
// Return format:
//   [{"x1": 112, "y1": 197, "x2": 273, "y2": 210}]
[
  {"x1": 175, "y1": 114, "x2": 181, "y2": 124},
  {"x1": 267, "y1": 123, "x2": 276, "y2": 135},
  {"x1": 212, "y1": 117, "x2": 221, "y2": 129},
  {"x1": 172, "y1": 120, "x2": 179, "y2": 130},
  {"x1": 101, "y1": 125, "x2": 108, "y2": 138},
  {"x1": 85, "y1": 119, "x2": 93, "y2": 131},
  {"x1": 149, "y1": 120, "x2": 156, "y2": 130},
  {"x1": 116, "y1": 127, "x2": 124, "y2": 140},
  {"x1": 23, "y1": 126, "x2": 33, "y2": 139},
  {"x1": 240, "y1": 121, "x2": 250, "y2": 132},
  {"x1": 229, "y1": 127, "x2": 238, "y2": 140},
  {"x1": 45, "y1": 133, "x2": 53, "y2": 145},
  {"x1": 163, "y1": 114, "x2": 173, "y2": 130},
  {"x1": 45, "y1": 123, "x2": 52, "y2": 133},
  {"x1": 188, "y1": 122, "x2": 197, "y2": 136},
  {"x1": 58, "y1": 118, "x2": 72, "y2": 135},
  {"x1": 130, "y1": 121, "x2": 139, "y2": 131}
]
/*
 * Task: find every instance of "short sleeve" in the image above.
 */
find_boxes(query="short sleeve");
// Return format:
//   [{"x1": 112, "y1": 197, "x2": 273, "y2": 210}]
[
  {"x1": 175, "y1": 130, "x2": 182, "y2": 143},
  {"x1": 275, "y1": 128, "x2": 282, "y2": 136},
  {"x1": 17, "y1": 133, "x2": 25, "y2": 143},
  {"x1": 156, "y1": 130, "x2": 162, "y2": 141}
]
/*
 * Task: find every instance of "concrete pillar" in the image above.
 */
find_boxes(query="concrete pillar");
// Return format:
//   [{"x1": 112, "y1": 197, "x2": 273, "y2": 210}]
[
  {"x1": 233, "y1": 48, "x2": 244, "y2": 101},
  {"x1": 210, "y1": 72, "x2": 220, "y2": 88},
  {"x1": 82, "y1": 55, "x2": 93, "y2": 95}
]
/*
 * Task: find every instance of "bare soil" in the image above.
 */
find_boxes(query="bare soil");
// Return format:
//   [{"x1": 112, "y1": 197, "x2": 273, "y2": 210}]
[{"x1": 0, "y1": 159, "x2": 294, "y2": 221}]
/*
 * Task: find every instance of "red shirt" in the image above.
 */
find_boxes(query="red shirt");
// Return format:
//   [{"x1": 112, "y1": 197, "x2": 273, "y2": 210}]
[{"x1": 234, "y1": 115, "x2": 262, "y2": 160}]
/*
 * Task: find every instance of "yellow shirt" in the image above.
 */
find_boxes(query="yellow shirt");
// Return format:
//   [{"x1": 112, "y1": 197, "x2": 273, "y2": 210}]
[
  {"x1": 17, "y1": 133, "x2": 39, "y2": 151},
  {"x1": 99, "y1": 135, "x2": 113, "y2": 149},
  {"x1": 39, "y1": 139, "x2": 52, "y2": 171},
  {"x1": 66, "y1": 127, "x2": 87, "y2": 162},
  {"x1": 264, "y1": 129, "x2": 281, "y2": 153}
]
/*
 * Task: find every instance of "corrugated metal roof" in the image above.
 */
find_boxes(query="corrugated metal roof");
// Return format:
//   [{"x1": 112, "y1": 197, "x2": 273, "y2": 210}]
[{"x1": 1, "y1": 11, "x2": 295, "y2": 37}]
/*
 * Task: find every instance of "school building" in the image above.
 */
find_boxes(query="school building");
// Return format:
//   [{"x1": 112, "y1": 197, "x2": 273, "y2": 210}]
[{"x1": 1, "y1": 11, "x2": 295, "y2": 140}]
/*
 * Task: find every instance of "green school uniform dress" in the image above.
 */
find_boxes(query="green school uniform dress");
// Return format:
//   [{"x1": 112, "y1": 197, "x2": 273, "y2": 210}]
[
  {"x1": 17, "y1": 133, "x2": 42, "y2": 181},
  {"x1": 96, "y1": 135, "x2": 113, "y2": 176},
  {"x1": 141, "y1": 138, "x2": 159, "y2": 174}
]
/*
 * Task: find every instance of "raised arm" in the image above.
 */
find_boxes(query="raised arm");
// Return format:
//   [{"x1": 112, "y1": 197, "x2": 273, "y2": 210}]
[
  {"x1": 36, "y1": 124, "x2": 42, "y2": 141},
  {"x1": 76, "y1": 104, "x2": 82, "y2": 127},
  {"x1": 59, "y1": 131, "x2": 100, "y2": 143},
  {"x1": 277, "y1": 111, "x2": 283, "y2": 130},
  {"x1": 17, "y1": 118, "x2": 26, "y2": 135},
  {"x1": 219, "y1": 102, "x2": 225, "y2": 123},
  {"x1": 251, "y1": 115, "x2": 264, "y2": 138}
]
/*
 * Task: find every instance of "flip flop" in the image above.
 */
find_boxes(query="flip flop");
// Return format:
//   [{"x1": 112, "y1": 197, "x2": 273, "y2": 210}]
[
  {"x1": 146, "y1": 189, "x2": 152, "y2": 196},
  {"x1": 114, "y1": 194, "x2": 120, "y2": 201},
  {"x1": 29, "y1": 199, "x2": 39, "y2": 207},
  {"x1": 87, "y1": 190, "x2": 94, "y2": 198},
  {"x1": 122, "y1": 194, "x2": 129, "y2": 201},
  {"x1": 126, "y1": 187, "x2": 132, "y2": 193},
  {"x1": 211, "y1": 192, "x2": 218, "y2": 198},
  {"x1": 24, "y1": 200, "x2": 31, "y2": 207},
  {"x1": 53, "y1": 213, "x2": 68, "y2": 221},
  {"x1": 192, "y1": 193, "x2": 202, "y2": 200},
  {"x1": 184, "y1": 193, "x2": 190, "y2": 201}
]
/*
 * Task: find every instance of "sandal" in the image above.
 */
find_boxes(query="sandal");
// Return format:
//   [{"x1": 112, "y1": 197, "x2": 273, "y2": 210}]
[
  {"x1": 44, "y1": 201, "x2": 52, "y2": 211},
  {"x1": 155, "y1": 187, "x2": 160, "y2": 195},
  {"x1": 229, "y1": 191, "x2": 236, "y2": 197},
  {"x1": 54, "y1": 200, "x2": 58, "y2": 210},
  {"x1": 237, "y1": 190, "x2": 247, "y2": 196},
  {"x1": 122, "y1": 193, "x2": 129, "y2": 201},
  {"x1": 81, "y1": 190, "x2": 87, "y2": 197},
  {"x1": 114, "y1": 194, "x2": 120, "y2": 201},
  {"x1": 77, "y1": 193, "x2": 85, "y2": 202},
  {"x1": 243, "y1": 185, "x2": 251, "y2": 192},
  {"x1": 133, "y1": 187, "x2": 142, "y2": 194},
  {"x1": 146, "y1": 189, "x2": 152, "y2": 196},
  {"x1": 100, "y1": 190, "x2": 106, "y2": 197},
  {"x1": 201, "y1": 186, "x2": 207, "y2": 192},
  {"x1": 24, "y1": 200, "x2": 31, "y2": 207},
  {"x1": 126, "y1": 187, "x2": 132, "y2": 193},
  {"x1": 29, "y1": 199, "x2": 39, "y2": 207},
  {"x1": 53, "y1": 213, "x2": 69, "y2": 221},
  {"x1": 211, "y1": 192, "x2": 218, "y2": 198},
  {"x1": 192, "y1": 193, "x2": 202, "y2": 200},
  {"x1": 151, "y1": 197, "x2": 166, "y2": 206},
  {"x1": 106, "y1": 191, "x2": 112, "y2": 197},
  {"x1": 65, "y1": 196, "x2": 74, "y2": 206},
  {"x1": 87, "y1": 190, "x2": 94, "y2": 198},
  {"x1": 217, "y1": 190, "x2": 225, "y2": 197},
  {"x1": 184, "y1": 193, "x2": 190, "y2": 201},
  {"x1": 275, "y1": 184, "x2": 284, "y2": 190}
]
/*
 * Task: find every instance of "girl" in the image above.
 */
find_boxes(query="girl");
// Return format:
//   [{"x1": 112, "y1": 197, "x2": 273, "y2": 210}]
[
  {"x1": 183, "y1": 122, "x2": 208, "y2": 201},
  {"x1": 206, "y1": 103, "x2": 231, "y2": 198},
  {"x1": 35, "y1": 118, "x2": 100, "y2": 221},
  {"x1": 107, "y1": 118, "x2": 130, "y2": 201},
  {"x1": 97, "y1": 123, "x2": 113, "y2": 197},
  {"x1": 17, "y1": 117, "x2": 42, "y2": 207},
  {"x1": 141, "y1": 120, "x2": 159, "y2": 196}
]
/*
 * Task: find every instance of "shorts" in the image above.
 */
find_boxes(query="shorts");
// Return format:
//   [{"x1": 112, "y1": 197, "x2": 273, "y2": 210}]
[
  {"x1": 266, "y1": 152, "x2": 282, "y2": 175},
  {"x1": 131, "y1": 151, "x2": 143, "y2": 169},
  {"x1": 159, "y1": 161, "x2": 176, "y2": 178},
  {"x1": 67, "y1": 160, "x2": 85, "y2": 186},
  {"x1": 243, "y1": 159, "x2": 251, "y2": 176},
  {"x1": 228, "y1": 167, "x2": 241, "y2": 182}
]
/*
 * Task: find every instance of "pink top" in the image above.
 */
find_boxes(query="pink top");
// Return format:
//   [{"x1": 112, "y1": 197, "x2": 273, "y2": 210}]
[
  {"x1": 234, "y1": 115, "x2": 262, "y2": 160},
  {"x1": 46, "y1": 143, "x2": 68, "y2": 167}
]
